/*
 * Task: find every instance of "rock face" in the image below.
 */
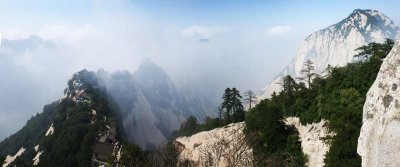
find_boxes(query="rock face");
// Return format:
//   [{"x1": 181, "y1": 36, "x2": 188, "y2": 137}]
[
  {"x1": 176, "y1": 118, "x2": 332, "y2": 167},
  {"x1": 2, "y1": 147, "x2": 26, "y2": 167},
  {"x1": 357, "y1": 39, "x2": 400, "y2": 166},
  {"x1": 175, "y1": 122, "x2": 253, "y2": 167},
  {"x1": 97, "y1": 60, "x2": 216, "y2": 149},
  {"x1": 285, "y1": 117, "x2": 333, "y2": 167},
  {"x1": 259, "y1": 9, "x2": 399, "y2": 99}
]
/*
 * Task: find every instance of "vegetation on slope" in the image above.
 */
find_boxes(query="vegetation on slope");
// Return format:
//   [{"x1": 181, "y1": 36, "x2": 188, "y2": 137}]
[
  {"x1": 172, "y1": 87, "x2": 245, "y2": 138},
  {"x1": 0, "y1": 70, "x2": 121, "y2": 166},
  {"x1": 1, "y1": 39, "x2": 394, "y2": 166},
  {"x1": 245, "y1": 39, "x2": 394, "y2": 166},
  {"x1": 246, "y1": 97, "x2": 306, "y2": 166}
]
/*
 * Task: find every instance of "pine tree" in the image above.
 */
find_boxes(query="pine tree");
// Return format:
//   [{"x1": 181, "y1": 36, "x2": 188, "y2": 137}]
[
  {"x1": 222, "y1": 88, "x2": 233, "y2": 122},
  {"x1": 297, "y1": 59, "x2": 317, "y2": 88},
  {"x1": 281, "y1": 75, "x2": 298, "y2": 103},
  {"x1": 323, "y1": 64, "x2": 333, "y2": 78},
  {"x1": 244, "y1": 90, "x2": 257, "y2": 110},
  {"x1": 221, "y1": 88, "x2": 244, "y2": 123},
  {"x1": 355, "y1": 38, "x2": 394, "y2": 60},
  {"x1": 216, "y1": 105, "x2": 223, "y2": 120},
  {"x1": 231, "y1": 88, "x2": 244, "y2": 122}
]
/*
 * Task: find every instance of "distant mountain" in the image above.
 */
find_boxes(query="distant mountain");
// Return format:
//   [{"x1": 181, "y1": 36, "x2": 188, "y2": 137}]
[
  {"x1": 98, "y1": 60, "x2": 215, "y2": 149},
  {"x1": 0, "y1": 35, "x2": 54, "y2": 52},
  {"x1": 259, "y1": 9, "x2": 399, "y2": 99},
  {"x1": 0, "y1": 60, "x2": 215, "y2": 166}
]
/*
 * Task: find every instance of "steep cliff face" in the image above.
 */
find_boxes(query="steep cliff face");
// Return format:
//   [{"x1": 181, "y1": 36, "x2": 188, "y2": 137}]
[
  {"x1": 358, "y1": 39, "x2": 400, "y2": 166},
  {"x1": 286, "y1": 117, "x2": 333, "y2": 167},
  {"x1": 97, "y1": 60, "x2": 216, "y2": 149},
  {"x1": 259, "y1": 9, "x2": 399, "y2": 99}
]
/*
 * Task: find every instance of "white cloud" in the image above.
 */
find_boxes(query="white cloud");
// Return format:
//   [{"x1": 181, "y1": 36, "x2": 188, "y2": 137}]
[
  {"x1": 0, "y1": 3, "x2": 303, "y2": 141},
  {"x1": 0, "y1": 27, "x2": 32, "y2": 40},
  {"x1": 39, "y1": 23, "x2": 100, "y2": 44},
  {"x1": 266, "y1": 25, "x2": 293, "y2": 36},
  {"x1": 182, "y1": 25, "x2": 228, "y2": 39}
]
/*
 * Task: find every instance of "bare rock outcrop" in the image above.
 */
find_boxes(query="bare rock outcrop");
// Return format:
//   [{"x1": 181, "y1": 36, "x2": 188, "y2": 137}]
[
  {"x1": 286, "y1": 117, "x2": 333, "y2": 167},
  {"x1": 358, "y1": 39, "x2": 400, "y2": 167},
  {"x1": 175, "y1": 122, "x2": 253, "y2": 167}
]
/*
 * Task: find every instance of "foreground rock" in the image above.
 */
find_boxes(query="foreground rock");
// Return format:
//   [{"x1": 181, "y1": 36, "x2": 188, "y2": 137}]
[
  {"x1": 285, "y1": 117, "x2": 333, "y2": 167},
  {"x1": 358, "y1": 39, "x2": 400, "y2": 166},
  {"x1": 175, "y1": 122, "x2": 253, "y2": 167},
  {"x1": 176, "y1": 118, "x2": 332, "y2": 167}
]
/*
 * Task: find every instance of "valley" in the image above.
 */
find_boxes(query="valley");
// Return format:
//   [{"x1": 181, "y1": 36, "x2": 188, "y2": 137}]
[{"x1": 1, "y1": 2, "x2": 400, "y2": 167}]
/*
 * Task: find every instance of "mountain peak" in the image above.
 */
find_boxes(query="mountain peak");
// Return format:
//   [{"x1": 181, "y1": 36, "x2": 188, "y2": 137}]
[
  {"x1": 350, "y1": 9, "x2": 387, "y2": 18},
  {"x1": 337, "y1": 9, "x2": 398, "y2": 35},
  {"x1": 138, "y1": 58, "x2": 158, "y2": 69},
  {"x1": 135, "y1": 59, "x2": 170, "y2": 82},
  {"x1": 352, "y1": 9, "x2": 375, "y2": 14},
  {"x1": 259, "y1": 9, "x2": 399, "y2": 99},
  {"x1": 64, "y1": 69, "x2": 98, "y2": 100}
]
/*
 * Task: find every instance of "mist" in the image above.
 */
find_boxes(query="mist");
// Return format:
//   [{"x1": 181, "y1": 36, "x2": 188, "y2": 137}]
[{"x1": 1, "y1": 0, "x2": 398, "y2": 140}]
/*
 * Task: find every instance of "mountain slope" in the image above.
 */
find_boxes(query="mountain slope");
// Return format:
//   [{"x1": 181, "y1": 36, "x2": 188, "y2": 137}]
[
  {"x1": 0, "y1": 70, "x2": 119, "y2": 166},
  {"x1": 0, "y1": 62, "x2": 215, "y2": 165},
  {"x1": 98, "y1": 60, "x2": 216, "y2": 149},
  {"x1": 259, "y1": 9, "x2": 399, "y2": 99}
]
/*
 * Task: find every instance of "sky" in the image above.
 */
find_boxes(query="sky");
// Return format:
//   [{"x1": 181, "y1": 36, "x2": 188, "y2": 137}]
[{"x1": 0, "y1": 0, "x2": 399, "y2": 140}]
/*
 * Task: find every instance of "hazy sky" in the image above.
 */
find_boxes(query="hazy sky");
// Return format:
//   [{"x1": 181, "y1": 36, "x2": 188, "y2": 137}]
[{"x1": 0, "y1": 0, "x2": 399, "y2": 140}]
